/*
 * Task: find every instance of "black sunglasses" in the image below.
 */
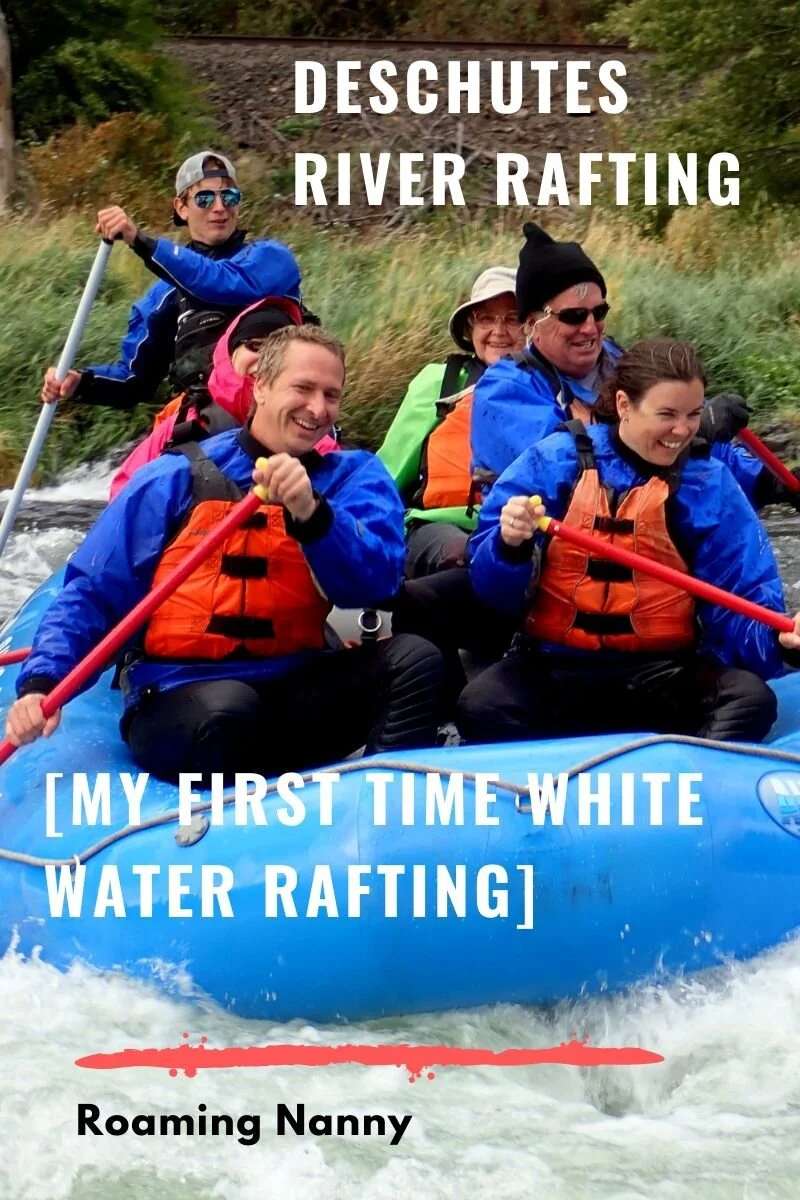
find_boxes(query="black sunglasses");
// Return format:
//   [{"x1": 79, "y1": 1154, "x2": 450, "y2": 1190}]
[
  {"x1": 192, "y1": 187, "x2": 242, "y2": 210},
  {"x1": 543, "y1": 302, "x2": 610, "y2": 326}
]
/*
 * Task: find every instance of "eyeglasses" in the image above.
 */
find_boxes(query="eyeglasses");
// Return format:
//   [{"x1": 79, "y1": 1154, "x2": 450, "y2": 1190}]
[
  {"x1": 191, "y1": 187, "x2": 242, "y2": 210},
  {"x1": 543, "y1": 302, "x2": 610, "y2": 326},
  {"x1": 471, "y1": 312, "x2": 522, "y2": 330}
]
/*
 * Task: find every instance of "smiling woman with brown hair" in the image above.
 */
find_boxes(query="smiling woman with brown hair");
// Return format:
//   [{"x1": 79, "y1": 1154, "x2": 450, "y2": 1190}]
[{"x1": 459, "y1": 337, "x2": 800, "y2": 746}]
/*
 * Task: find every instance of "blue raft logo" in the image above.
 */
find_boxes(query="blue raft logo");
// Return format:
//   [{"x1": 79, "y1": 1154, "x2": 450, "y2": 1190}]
[{"x1": 757, "y1": 773, "x2": 800, "y2": 838}]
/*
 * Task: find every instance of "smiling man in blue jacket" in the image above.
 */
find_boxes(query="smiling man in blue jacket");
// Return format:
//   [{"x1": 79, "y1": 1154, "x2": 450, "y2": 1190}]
[
  {"x1": 41, "y1": 150, "x2": 302, "y2": 415},
  {"x1": 14, "y1": 326, "x2": 444, "y2": 781}
]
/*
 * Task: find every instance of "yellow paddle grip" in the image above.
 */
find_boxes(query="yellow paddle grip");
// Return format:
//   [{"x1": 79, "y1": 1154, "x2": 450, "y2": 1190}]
[
  {"x1": 528, "y1": 494, "x2": 551, "y2": 533},
  {"x1": 253, "y1": 456, "x2": 271, "y2": 502}
]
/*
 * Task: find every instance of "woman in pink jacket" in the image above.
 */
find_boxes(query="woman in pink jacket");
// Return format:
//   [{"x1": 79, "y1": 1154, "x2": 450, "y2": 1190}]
[{"x1": 109, "y1": 297, "x2": 338, "y2": 497}]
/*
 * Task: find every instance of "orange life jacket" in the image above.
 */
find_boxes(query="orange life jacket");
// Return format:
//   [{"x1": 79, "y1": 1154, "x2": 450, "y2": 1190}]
[
  {"x1": 419, "y1": 386, "x2": 478, "y2": 510},
  {"x1": 525, "y1": 422, "x2": 696, "y2": 653},
  {"x1": 419, "y1": 389, "x2": 593, "y2": 512},
  {"x1": 144, "y1": 445, "x2": 331, "y2": 661},
  {"x1": 152, "y1": 393, "x2": 185, "y2": 429},
  {"x1": 412, "y1": 353, "x2": 488, "y2": 512}
]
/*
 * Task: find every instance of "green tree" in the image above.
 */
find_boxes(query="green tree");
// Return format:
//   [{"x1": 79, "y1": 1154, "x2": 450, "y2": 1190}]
[
  {"x1": 602, "y1": 0, "x2": 800, "y2": 211},
  {"x1": 5, "y1": 0, "x2": 186, "y2": 141},
  {"x1": 0, "y1": 4, "x2": 13, "y2": 205},
  {"x1": 158, "y1": 0, "x2": 237, "y2": 34}
]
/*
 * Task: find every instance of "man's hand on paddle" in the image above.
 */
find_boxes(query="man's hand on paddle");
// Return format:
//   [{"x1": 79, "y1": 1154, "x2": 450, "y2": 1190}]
[
  {"x1": 41, "y1": 367, "x2": 82, "y2": 405},
  {"x1": 95, "y1": 206, "x2": 138, "y2": 246},
  {"x1": 5, "y1": 694, "x2": 61, "y2": 747},
  {"x1": 253, "y1": 454, "x2": 319, "y2": 523}
]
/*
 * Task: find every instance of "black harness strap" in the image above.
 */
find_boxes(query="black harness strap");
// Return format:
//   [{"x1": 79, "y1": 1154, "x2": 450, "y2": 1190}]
[
  {"x1": 511, "y1": 347, "x2": 575, "y2": 412},
  {"x1": 573, "y1": 612, "x2": 634, "y2": 635},
  {"x1": 594, "y1": 515, "x2": 635, "y2": 534},
  {"x1": 207, "y1": 615, "x2": 275, "y2": 639},
  {"x1": 168, "y1": 441, "x2": 244, "y2": 504},
  {"x1": 221, "y1": 555, "x2": 268, "y2": 579},
  {"x1": 439, "y1": 353, "x2": 486, "y2": 401},
  {"x1": 586, "y1": 559, "x2": 634, "y2": 583},
  {"x1": 558, "y1": 418, "x2": 595, "y2": 472},
  {"x1": 434, "y1": 355, "x2": 486, "y2": 422}
]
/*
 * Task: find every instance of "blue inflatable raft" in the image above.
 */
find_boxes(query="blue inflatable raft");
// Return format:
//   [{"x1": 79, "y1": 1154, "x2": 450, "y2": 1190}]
[{"x1": 1, "y1": 569, "x2": 800, "y2": 1022}]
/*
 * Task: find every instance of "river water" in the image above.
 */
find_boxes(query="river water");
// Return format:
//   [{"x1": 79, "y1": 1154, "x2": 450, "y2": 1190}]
[{"x1": 1, "y1": 466, "x2": 800, "y2": 1200}]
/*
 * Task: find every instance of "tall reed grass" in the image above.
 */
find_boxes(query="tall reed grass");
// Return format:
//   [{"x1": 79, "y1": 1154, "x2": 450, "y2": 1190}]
[{"x1": 0, "y1": 207, "x2": 798, "y2": 483}]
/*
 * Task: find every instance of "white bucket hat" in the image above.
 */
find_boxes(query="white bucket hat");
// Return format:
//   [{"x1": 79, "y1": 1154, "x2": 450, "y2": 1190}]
[{"x1": 448, "y1": 267, "x2": 518, "y2": 353}]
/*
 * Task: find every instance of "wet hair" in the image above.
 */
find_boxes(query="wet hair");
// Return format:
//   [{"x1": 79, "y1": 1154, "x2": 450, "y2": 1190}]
[
  {"x1": 593, "y1": 338, "x2": 706, "y2": 421},
  {"x1": 253, "y1": 324, "x2": 346, "y2": 387}
]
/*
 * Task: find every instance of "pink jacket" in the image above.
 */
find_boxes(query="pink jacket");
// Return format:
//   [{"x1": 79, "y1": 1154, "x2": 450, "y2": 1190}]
[{"x1": 109, "y1": 298, "x2": 338, "y2": 499}]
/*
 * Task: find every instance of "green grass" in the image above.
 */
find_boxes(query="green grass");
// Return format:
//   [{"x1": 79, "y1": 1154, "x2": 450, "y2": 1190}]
[{"x1": 0, "y1": 206, "x2": 798, "y2": 484}]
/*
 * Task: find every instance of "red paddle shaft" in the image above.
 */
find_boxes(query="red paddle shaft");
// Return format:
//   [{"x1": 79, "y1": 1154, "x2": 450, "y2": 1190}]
[
  {"x1": 0, "y1": 483, "x2": 269, "y2": 768},
  {"x1": 535, "y1": 510, "x2": 795, "y2": 635},
  {"x1": 0, "y1": 648, "x2": 31, "y2": 667},
  {"x1": 738, "y1": 428, "x2": 800, "y2": 494}
]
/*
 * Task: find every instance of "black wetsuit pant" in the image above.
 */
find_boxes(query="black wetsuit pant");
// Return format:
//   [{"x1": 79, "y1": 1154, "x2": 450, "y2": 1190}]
[
  {"x1": 389, "y1": 566, "x2": 519, "y2": 709},
  {"x1": 122, "y1": 634, "x2": 445, "y2": 784},
  {"x1": 405, "y1": 521, "x2": 470, "y2": 578},
  {"x1": 455, "y1": 644, "x2": 778, "y2": 745}
]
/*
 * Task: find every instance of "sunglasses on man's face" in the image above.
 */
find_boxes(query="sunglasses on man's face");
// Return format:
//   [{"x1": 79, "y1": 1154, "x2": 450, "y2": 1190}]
[
  {"x1": 543, "y1": 302, "x2": 610, "y2": 326},
  {"x1": 191, "y1": 187, "x2": 242, "y2": 210}
]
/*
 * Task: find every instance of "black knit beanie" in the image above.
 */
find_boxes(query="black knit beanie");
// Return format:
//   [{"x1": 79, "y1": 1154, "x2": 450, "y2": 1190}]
[
  {"x1": 229, "y1": 306, "x2": 296, "y2": 351},
  {"x1": 516, "y1": 222, "x2": 606, "y2": 321}
]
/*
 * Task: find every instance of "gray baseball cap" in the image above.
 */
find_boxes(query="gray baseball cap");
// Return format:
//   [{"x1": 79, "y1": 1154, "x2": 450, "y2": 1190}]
[{"x1": 173, "y1": 151, "x2": 238, "y2": 225}]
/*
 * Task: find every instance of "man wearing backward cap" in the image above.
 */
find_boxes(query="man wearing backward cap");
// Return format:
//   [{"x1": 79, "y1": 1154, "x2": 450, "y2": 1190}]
[{"x1": 40, "y1": 150, "x2": 302, "y2": 418}]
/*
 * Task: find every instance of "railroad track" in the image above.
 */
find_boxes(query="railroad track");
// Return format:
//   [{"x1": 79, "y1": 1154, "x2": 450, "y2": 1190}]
[
  {"x1": 165, "y1": 34, "x2": 637, "y2": 55},
  {"x1": 165, "y1": 35, "x2": 650, "y2": 225}
]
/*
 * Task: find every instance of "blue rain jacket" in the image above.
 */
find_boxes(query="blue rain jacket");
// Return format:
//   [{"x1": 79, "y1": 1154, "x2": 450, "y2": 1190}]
[{"x1": 75, "y1": 231, "x2": 301, "y2": 409}]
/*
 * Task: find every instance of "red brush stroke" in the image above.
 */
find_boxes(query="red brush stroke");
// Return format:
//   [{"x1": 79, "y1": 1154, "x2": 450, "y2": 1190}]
[{"x1": 75, "y1": 1033, "x2": 663, "y2": 1081}]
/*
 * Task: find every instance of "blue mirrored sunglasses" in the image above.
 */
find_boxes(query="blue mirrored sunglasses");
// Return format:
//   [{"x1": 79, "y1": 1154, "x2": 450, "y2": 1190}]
[{"x1": 192, "y1": 187, "x2": 242, "y2": 210}]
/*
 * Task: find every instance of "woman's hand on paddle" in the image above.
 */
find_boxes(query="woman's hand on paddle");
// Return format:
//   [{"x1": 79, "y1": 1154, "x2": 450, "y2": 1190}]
[
  {"x1": 41, "y1": 367, "x2": 82, "y2": 404},
  {"x1": 500, "y1": 496, "x2": 544, "y2": 547},
  {"x1": 253, "y1": 454, "x2": 319, "y2": 522},
  {"x1": 779, "y1": 612, "x2": 800, "y2": 652},
  {"x1": 5, "y1": 694, "x2": 61, "y2": 747}
]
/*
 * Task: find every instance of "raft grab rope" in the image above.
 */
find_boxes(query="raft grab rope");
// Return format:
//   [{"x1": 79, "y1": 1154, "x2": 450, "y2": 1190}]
[{"x1": 3, "y1": 735, "x2": 800, "y2": 870}]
